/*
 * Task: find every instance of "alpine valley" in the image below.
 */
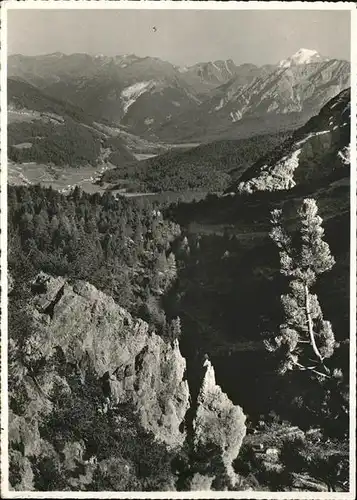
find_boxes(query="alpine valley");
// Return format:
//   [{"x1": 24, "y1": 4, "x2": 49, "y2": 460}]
[{"x1": 7, "y1": 45, "x2": 352, "y2": 494}]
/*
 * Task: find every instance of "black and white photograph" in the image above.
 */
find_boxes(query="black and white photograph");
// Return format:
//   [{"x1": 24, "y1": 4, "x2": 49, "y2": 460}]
[{"x1": 0, "y1": 1, "x2": 356, "y2": 497}]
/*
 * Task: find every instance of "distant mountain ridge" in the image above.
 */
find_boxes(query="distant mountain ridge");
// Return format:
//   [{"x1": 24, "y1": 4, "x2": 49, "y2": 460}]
[
  {"x1": 154, "y1": 58, "x2": 349, "y2": 142},
  {"x1": 177, "y1": 60, "x2": 261, "y2": 94},
  {"x1": 8, "y1": 50, "x2": 350, "y2": 142},
  {"x1": 8, "y1": 53, "x2": 203, "y2": 137},
  {"x1": 214, "y1": 58, "x2": 348, "y2": 122}
]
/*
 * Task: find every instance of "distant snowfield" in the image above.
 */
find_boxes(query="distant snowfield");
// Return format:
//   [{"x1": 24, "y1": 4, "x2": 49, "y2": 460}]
[
  {"x1": 278, "y1": 48, "x2": 326, "y2": 68},
  {"x1": 121, "y1": 81, "x2": 155, "y2": 115}
]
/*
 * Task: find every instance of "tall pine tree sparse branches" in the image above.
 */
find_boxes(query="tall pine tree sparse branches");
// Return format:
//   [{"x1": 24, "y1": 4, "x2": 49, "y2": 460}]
[{"x1": 266, "y1": 199, "x2": 337, "y2": 377}]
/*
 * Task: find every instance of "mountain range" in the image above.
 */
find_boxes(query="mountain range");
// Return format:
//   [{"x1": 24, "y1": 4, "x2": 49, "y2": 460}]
[
  {"x1": 154, "y1": 57, "x2": 349, "y2": 142},
  {"x1": 8, "y1": 49, "x2": 350, "y2": 143}
]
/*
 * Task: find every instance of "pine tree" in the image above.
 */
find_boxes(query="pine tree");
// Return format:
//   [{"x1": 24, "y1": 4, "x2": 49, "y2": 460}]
[{"x1": 266, "y1": 199, "x2": 337, "y2": 377}]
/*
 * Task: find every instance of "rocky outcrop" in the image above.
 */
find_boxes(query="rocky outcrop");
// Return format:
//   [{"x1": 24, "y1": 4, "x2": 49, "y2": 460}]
[
  {"x1": 22, "y1": 272, "x2": 190, "y2": 449},
  {"x1": 227, "y1": 88, "x2": 350, "y2": 194},
  {"x1": 9, "y1": 271, "x2": 191, "y2": 491},
  {"x1": 192, "y1": 359, "x2": 246, "y2": 485},
  {"x1": 9, "y1": 272, "x2": 247, "y2": 491}
]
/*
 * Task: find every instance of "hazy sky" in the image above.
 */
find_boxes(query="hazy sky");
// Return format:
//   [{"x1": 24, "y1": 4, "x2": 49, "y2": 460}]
[{"x1": 7, "y1": 9, "x2": 351, "y2": 66}]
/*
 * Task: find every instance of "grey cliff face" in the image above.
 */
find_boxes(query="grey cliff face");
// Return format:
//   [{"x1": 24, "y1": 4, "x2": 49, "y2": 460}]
[
  {"x1": 24, "y1": 272, "x2": 191, "y2": 448},
  {"x1": 9, "y1": 272, "x2": 247, "y2": 491},
  {"x1": 226, "y1": 87, "x2": 350, "y2": 194}
]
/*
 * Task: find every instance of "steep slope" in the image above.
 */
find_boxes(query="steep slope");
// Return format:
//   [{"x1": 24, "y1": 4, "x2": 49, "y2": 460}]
[
  {"x1": 13, "y1": 272, "x2": 190, "y2": 444},
  {"x1": 178, "y1": 61, "x2": 261, "y2": 95},
  {"x1": 8, "y1": 78, "x2": 139, "y2": 169},
  {"x1": 192, "y1": 359, "x2": 246, "y2": 485},
  {"x1": 8, "y1": 76, "x2": 97, "y2": 125},
  {"x1": 9, "y1": 272, "x2": 187, "y2": 491},
  {"x1": 8, "y1": 77, "x2": 171, "y2": 192},
  {"x1": 180, "y1": 60, "x2": 240, "y2": 86},
  {"x1": 209, "y1": 59, "x2": 349, "y2": 121},
  {"x1": 228, "y1": 87, "x2": 350, "y2": 193},
  {"x1": 152, "y1": 57, "x2": 349, "y2": 143},
  {"x1": 118, "y1": 78, "x2": 201, "y2": 137}
]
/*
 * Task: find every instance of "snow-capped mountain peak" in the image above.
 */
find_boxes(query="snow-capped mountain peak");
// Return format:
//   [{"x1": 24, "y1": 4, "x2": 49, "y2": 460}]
[{"x1": 278, "y1": 48, "x2": 328, "y2": 68}]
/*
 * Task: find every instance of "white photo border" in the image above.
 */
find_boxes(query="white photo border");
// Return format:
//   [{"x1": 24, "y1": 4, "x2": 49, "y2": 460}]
[{"x1": 1, "y1": 2, "x2": 356, "y2": 499}]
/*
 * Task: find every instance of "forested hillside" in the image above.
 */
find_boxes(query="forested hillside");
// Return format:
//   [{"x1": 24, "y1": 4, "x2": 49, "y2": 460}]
[
  {"x1": 8, "y1": 79, "x2": 138, "y2": 169},
  {"x1": 103, "y1": 131, "x2": 290, "y2": 193},
  {"x1": 8, "y1": 185, "x2": 180, "y2": 329}
]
